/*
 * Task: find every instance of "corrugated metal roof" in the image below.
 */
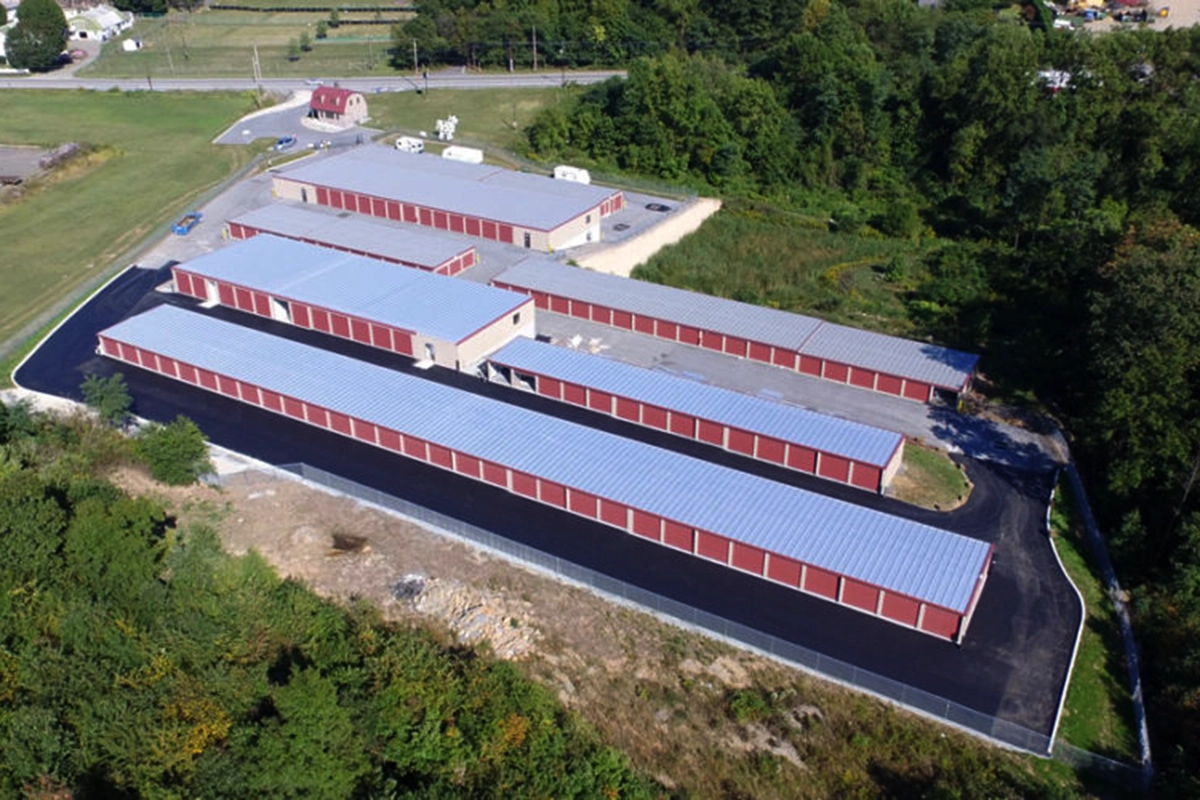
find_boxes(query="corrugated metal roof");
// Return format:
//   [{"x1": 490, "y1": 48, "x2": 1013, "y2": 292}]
[
  {"x1": 493, "y1": 258, "x2": 978, "y2": 390},
  {"x1": 228, "y1": 204, "x2": 473, "y2": 270},
  {"x1": 489, "y1": 337, "x2": 903, "y2": 467},
  {"x1": 277, "y1": 146, "x2": 619, "y2": 232},
  {"x1": 101, "y1": 305, "x2": 990, "y2": 612},
  {"x1": 179, "y1": 235, "x2": 526, "y2": 344}
]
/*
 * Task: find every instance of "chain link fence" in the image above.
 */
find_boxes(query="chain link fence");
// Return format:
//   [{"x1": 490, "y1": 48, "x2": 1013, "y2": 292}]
[{"x1": 262, "y1": 461, "x2": 1062, "y2": 756}]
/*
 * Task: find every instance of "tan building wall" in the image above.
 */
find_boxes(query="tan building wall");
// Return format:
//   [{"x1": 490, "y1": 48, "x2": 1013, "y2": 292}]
[
  {"x1": 455, "y1": 299, "x2": 537, "y2": 368},
  {"x1": 880, "y1": 440, "x2": 905, "y2": 491}
]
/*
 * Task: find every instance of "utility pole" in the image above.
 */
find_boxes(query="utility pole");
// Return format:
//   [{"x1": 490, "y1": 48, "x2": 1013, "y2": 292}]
[
  {"x1": 412, "y1": 38, "x2": 418, "y2": 75},
  {"x1": 532, "y1": 25, "x2": 537, "y2": 71},
  {"x1": 252, "y1": 44, "x2": 262, "y2": 95}
]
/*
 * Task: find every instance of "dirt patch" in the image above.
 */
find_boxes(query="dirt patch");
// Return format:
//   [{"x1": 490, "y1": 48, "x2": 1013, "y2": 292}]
[{"x1": 577, "y1": 197, "x2": 722, "y2": 276}]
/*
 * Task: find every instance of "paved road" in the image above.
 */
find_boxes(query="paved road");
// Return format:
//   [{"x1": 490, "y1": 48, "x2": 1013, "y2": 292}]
[
  {"x1": 0, "y1": 70, "x2": 624, "y2": 93},
  {"x1": 15, "y1": 265, "x2": 1081, "y2": 739}
]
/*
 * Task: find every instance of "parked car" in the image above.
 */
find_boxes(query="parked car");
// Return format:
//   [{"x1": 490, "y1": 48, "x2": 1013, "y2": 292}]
[
  {"x1": 172, "y1": 211, "x2": 202, "y2": 236},
  {"x1": 274, "y1": 135, "x2": 297, "y2": 151},
  {"x1": 304, "y1": 78, "x2": 324, "y2": 87}
]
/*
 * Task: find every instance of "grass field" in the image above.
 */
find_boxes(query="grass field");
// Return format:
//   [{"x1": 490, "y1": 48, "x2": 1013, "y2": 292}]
[
  {"x1": 1050, "y1": 481, "x2": 1139, "y2": 762},
  {"x1": 891, "y1": 442, "x2": 973, "y2": 510},
  {"x1": 634, "y1": 205, "x2": 921, "y2": 335},
  {"x1": 81, "y1": 9, "x2": 403, "y2": 79},
  {"x1": 368, "y1": 88, "x2": 563, "y2": 154},
  {"x1": 0, "y1": 91, "x2": 258, "y2": 357}
]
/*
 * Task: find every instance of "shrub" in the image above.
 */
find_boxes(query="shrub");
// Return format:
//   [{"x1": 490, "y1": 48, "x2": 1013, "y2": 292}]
[{"x1": 134, "y1": 416, "x2": 212, "y2": 485}]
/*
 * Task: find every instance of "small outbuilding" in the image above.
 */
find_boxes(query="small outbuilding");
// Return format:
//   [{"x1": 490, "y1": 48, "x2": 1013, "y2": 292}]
[{"x1": 308, "y1": 86, "x2": 368, "y2": 127}]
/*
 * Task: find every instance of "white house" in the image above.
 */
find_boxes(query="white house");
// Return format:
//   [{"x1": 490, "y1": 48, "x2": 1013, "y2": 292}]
[{"x1": 66, "y1": 4, "x2": 133, "y2": 42}]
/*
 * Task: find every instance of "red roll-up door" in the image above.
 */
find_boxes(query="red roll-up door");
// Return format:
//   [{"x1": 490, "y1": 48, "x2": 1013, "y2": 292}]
[
  {"x1": 174, "y1": 271, "x2": 193, "y2": 296},
  {"x1": 757, "y1": 437, "x2": 786, "y2": 464},
  {"x1": 882, "y1": 593, "x2": 921, "y2": 627},
  {"x1": 175, "y1": 362, "x2": 198, "y2": 384},
  {"x1": 696, "y1": 531, "x2": 727, "y2": 561},
  {"x1": 731, "y1": 543, "x2": 766, "y2": 574},
  {"x1": 700, "y1": 331, "x2": 724, "y2": 352},
  {"x1": 537, "y1": 376, "x2": 562, "y2": 400},
  {"x1": 563, "y1": 383, "x2": 586, "y2": 406},
  {"x1": 482, "y1": 461, "x2": 507, "y2": 487},
  {"x1": 428, "y1": 444, "x2": 453, "y2": 469},
  {"x1": 787, "y1": 446, "x2": 817, "y2": 473},
  {"x1": 599, "y1": 499, "x2": 627, "y2": 527},
  {"x1": 371, "y1": 324, "x2": 392, "y2": 350},
  {"x1": 419, "y1": 208, "x2": 433, "y2": 226},
  {"x1": 387, "y1": 201, "x2": 401, "y2": 221},
  {"x1": 634, "y1": 316, "x2": 654, "y2": 334},
  {"x1": 217, "y1": 283, "x2": 235, "y2": 307},
  {"x1": 378, "y1": 428, "x2": 401, "y2": 451},
  {"x1": 158, "y1": 356, "x2": 179, "y2": 378},
  {"x1": 499, "y1": 224, "x2": 514, "y2": 244},
  {"x1": 323, "y1": 411, "x2": 348, "y2": 435},
  {"x1": 529, "y1": 291, "x2": 548, "y2": 309},
  {"x1": 305, "y1": 405, "x2": 329, "y2": 428},
  {"x1": 352, "y1": 420, "x2": 377, "y2": 443},
  {"x1": 903, "y1": 380, "x2": 931, "y2": 402},
  {"x1": 919, "y1": 605, "x2": 961, "y2": 639},
  {"x1": 539, "y1": 481, "x2": 566, "y2": 508},
  {"x1": 404, "y1": 205, "x2": 418, "y2": 223},
  {"x1": 850, "y1": 464, "x2": 882, "y2": 491},
  {"x1": 283, "y1": 396, "x2": 305, "y2": 419},
  {"x1": 696, "y1": 419, "x2": 724, "y2": 446},
  {"x1": 197, "y1": 369, "x2": 218, "y2": 391},
  {"x1": 350, "y1": 319, "x2": 371, "y2": 344},
  {"x1": 392, "y1": 331, "x2": 414, "y2": 356},
  {"x1": 329, "y1": 190, "x2": 343, "y2": 209},
  {"x1": 311, "y1": 308, "x2": 331, "y2": 333},
  {"x1": 233, "y1": 288, "x2": 253, "y2": 312},
  {"x1": 642, "y1": 405, "x2": 668, "y2": 430},
  {"x1": 455, "y1": 453, "x2": 481, "y2": 478},
  {"x1": 771, "y1": 349, "x2": 797, "y2": 369},
  {"x1": 331, "y1": 314, "x2": 350, "y2": 338},
  {"x1": 292, "y1": 303, "x2": 311, "y2": 328},
  {"x1": 587, "y1": 390, "x2": 613, "y2": 413},
  {"x1": 766, "y1": 554, "x2": 802, "y2": 587},
  {"x1": 747, "y1": 341, "x2": 771, "y2": 362},
  {"x1": 678, "y1": 326, "x2": 701, "y2": 345},
  {"x1": 403, "y1": 436, "x2": 428, "y2": 460},
  {"x1": 668, "y1": 413, "x2": 694, "y2": 437},
  {"x1": 803, "y1": 567, "x2": 839, "y2": 599},
  {"x1": 632, "y1": 510, "x2": 660, "y2": 540},
  {"x1": 841, "y1": 579, "x2": 879, "y2": 612},
  {"x1": 237, "y1": 382, "x2": 260, "y2": 404},
  {"x1": 824, "y1": 362, "x2": 850, "y2": 383},
  {"x1": 449, "y1": 215, "x2": 465, "y2": 233},
  {"x1": 877, "y1": 374, "x2": 903, "y2": 396},
  {"x1": 818, "y1": 454, "x2": 851, "y2": 483},
  {"x1": 253, "y1": 292, "x2": 271, "y2": 317},
  {"x1": 511, "y1": 471, "x2": 538, "y2": 498},
  {"x1": 615, "y1": 397, "x2": 639, "y2": 422},
  {"x1": 99, "y1": 337, "x2": 118, "y2": 358},
  {"x1": 482, "y1": 220, "x2": 497, "y2": 240},
  {"x1": 316, "y1": 186, "x2": 329, "y2": 205},
  {"x1": 656, "y1": 320, "x2": 678, "y2": 340},
  {"x1": 370, "y1": 198, "x2": 385, "y2": 217},
  {"x1": 434, "y1": 211, "x2": 448, "y2": 230},
  {"x1": 462, "y1": 250, "x2": 475, "y2": 268},
  {"x1": 850, "y1": 367, "x2": 876, "y2": 389},
  {"x1": 568, "y1": 489, "x2": 597, "y2": 518},
  {"x1": 799, "y1": 355, "x2": 822, "y2": 376},
  {"x1": 569, "y1": 300, "x2": 590, "y2": 319},
  {"x1": 260, "y1": 389, "x2": 282, "y2": 413},
  {"x1": 728, "y1": 428, "x2": 755, "y2": 456},
  {"x1": 591, "y1": 305, "x2": 612, "y2": 325},
  {"x1": 663, "y1": 521, "x2": 692, "y2": 551},
  {"x1": 465, "y1": 218, "x2": 481, "y2": 236},
  {"x1": 612, "y1": 311, "x2": 633, "y2": 329},
  {"x1": 724, "y1": 336, "x2": 747, "y2": 357},
  {"x1": 549, "y1": 296, "x2": 569, "y2": 314}
]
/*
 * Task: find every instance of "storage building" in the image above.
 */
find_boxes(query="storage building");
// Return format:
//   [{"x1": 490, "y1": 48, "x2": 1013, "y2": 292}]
[
  {"x1": 226, "y1": 204, "x2": 478, "y2": 276},
  {"x1": 486, "y1": 337, "x2": 905, "y2": 493},
  {"x1": 171, "y1": 235, "x2": 532, "y2": 371},
  {"x1": 308, "y1": 86, "x2": 368, "y2": 127},
  {"x1": 273, "y1": 146, "x2": 625, "y2": 251},
  {"x1": 492, "y1": 259, "x2": 979, "y2": 403},
  {"x1": 98, "y1": 305, "x2": 994, "y2": 642}
]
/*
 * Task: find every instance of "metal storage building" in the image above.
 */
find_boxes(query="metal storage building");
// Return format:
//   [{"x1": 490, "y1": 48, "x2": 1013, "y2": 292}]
[
  {"x1": 226, "y1": 204, "x2": 478, "y2": 276},
  {"x1": 171, "y1": 235, "x2": 533, "y2": 371},
  {"x1": 98, "y1": 305, "x2": 994, "y2": 642},
  {"x1": 491, "y1": 259, "x2": 979, "y2": 403},
  {"x1": 273, "y1": 146, "x2": 625, "y2": 252},
  {"x1": 486, "y1": 337, "x2": 905, "y2": 493}
]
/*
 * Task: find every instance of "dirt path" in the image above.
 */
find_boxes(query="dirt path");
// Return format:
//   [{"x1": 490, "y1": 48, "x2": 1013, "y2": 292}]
[{"x1": 576, "y1": 197, "x2": 722, "y2": 276}]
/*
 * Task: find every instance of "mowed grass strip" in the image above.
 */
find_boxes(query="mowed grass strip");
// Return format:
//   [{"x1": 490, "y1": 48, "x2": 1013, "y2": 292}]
[
  {"x1": 0, "y1": 91, "x2": 257, "y2": 346},
  {"x1": 634, "y1": 207, "x2": 918, "y2": 334},
  {"x1": 889, "y1": 442, "x2": 972, "y2": 511},
  {"x1": 1050, "y1": 481, "x2": 1140, "y2": 762}
]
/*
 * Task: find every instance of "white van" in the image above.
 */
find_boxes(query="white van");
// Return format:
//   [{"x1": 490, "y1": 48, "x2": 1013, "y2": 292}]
[{"x1": 395, "y1": 136, "x2": 425, "y2": 154}]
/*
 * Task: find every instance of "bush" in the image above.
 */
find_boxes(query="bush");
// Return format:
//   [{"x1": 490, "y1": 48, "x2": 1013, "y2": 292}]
[
  {"x1": 134, "y1": 416, "x2": 212, "y2": 485},
  {"x1": 80, "y1": 373, "x2": 132, "y2": 427}
]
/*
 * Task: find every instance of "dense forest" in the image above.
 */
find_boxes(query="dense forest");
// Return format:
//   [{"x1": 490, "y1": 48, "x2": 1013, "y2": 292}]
[
  {"x1": 399, "y1": 0, "x2": 1200, "y2": 791},
  {"x1": 0, "y1": 400, "x2": 652, "y2": 797}
]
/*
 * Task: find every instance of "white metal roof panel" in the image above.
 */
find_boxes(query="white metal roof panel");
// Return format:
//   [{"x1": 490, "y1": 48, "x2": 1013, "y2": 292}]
[
  {"x1": 178, "y1": 235, "x2": 526, "y2": 343},
  {"x1": 100, "y1": 305, "x2": 990, "y2": 612},
  {"x1": 277, "y1": 147, "x2": 618, "y2": 232},
  {"x1": 798, "y1": 323, "x2": 980, "y2": 390},
  {"x1": 489, "y1": 337, "x2": 903, "y2": 466},
  {"x1": 493, "y1": 259, "x2": 978, "y2": 389},
  {"x1": 228, "y1": 204, "x2": 473, "y2": 269}
]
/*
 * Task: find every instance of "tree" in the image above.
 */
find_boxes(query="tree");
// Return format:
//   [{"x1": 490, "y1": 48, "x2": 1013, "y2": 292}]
[
  {"x1": 0, "y1": 5, "x2": 8, "y2": 27},
  {"x1": 80, "y1": 373, "x2": 132, "y2": 427},
  {"x1": 134, "y1": 416, "x2": 212, "y2": 485},
  {"x1": 299, "y1": 30, "x2": 312, "y2": 52},
  {"x1": 315, "y1": 20, "x2": 328, "y2": 40},
  {"x1": 327, "y1": 8, "x2": 340, "y2": 29},
  {"x1": 5, "y1": 0, "x2": 68, "y2": 72}
]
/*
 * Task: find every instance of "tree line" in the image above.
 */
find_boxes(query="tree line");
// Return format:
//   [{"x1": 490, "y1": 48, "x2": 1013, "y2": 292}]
[{"x1": 0, "y1": 397, "x2": 653, "y2": 797}]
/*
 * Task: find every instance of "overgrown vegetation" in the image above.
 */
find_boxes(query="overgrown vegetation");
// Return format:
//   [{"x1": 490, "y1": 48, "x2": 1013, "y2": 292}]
[{"x1": 0, "y1": 400, "x2": 653, "y2": 797}]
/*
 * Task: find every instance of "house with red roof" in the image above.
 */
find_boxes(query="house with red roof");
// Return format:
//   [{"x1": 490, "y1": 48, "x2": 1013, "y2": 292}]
[{"x1": 308, "y1": 86, "x2": 368, "y2": 127}]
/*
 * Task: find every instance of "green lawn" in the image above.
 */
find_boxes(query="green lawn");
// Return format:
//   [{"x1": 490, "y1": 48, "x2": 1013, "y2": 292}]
[
  {"x1": 0, "y1": 91, "x2": 258, "y2": 354},
  {"x1": 890, "y1": 442, "x2": 972, "y2": 511},
  {"x1": 81, "y1": 10, "x2": 403, "y2": 79},
  {"x1": 634, "y1": 206, "x2": 920, "y2": 334},
  {"x1": 368, "y1": 88, "x2": 564, "y2": 154},
  {"x1": 1050, "y1": 481, "x2": 1139, "y2": 762}
]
